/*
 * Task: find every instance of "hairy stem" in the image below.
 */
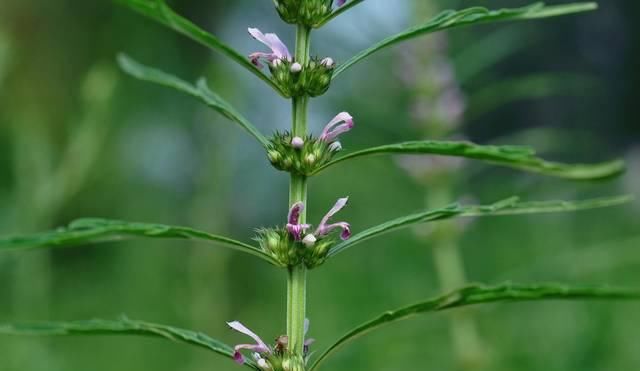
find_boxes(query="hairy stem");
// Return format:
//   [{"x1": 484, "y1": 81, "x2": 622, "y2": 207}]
[{"x1": 286, "y1": 23, "x2": 311, "y2": 356}]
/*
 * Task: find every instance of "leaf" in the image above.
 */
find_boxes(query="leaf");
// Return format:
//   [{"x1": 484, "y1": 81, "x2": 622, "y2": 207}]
[
  {"x1": 118, "y1": 54, "x2": 268, "y2": 147},
  {"x1": 0, "y1": 218, "x2": 279, "y2": 265},
  {"x1": 333, "y1": 2, "x2": 597, "y2": 78},
  {"x1": 0, "y1": 317, "x2": 258, "y2": 369},
  {"x1": 314, "y1": 0, "x2": 366, "y2": 27},
  {"x1": 466, "y1": 73, "x2": 597, "y2": 120},
  {"x1": 313, "y1": 140, "x2": 625, "y2": 180},
  {"x1": 328, "y1": 196, "x2": 633, "y2": 258},
  {"x1": 309, "y1": 283, "x2": 640, "y2": 370},
  {"x1": 116, "y1": 0, "x2": 283, "y2": 95}
]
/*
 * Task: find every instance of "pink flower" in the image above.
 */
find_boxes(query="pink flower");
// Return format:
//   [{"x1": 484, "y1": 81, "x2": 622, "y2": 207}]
[
  {"x1": 319, "y1": 112, "x2": 354, "y2": 144},
  {"x1": 286, "y1": 202, "x2": 312, "y2": 241},
  {"x1": 314, "y1": 197, "x2": 351, "y2": 240},
  {"x1": 227, "y1": 321, "x2": 270, "y2": 364},
  {"x1": 248, "y1": 28, "x2": 292, "y2": 69}
]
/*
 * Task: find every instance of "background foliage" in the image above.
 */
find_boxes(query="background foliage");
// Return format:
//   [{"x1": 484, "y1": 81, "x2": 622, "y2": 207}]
[{"x1": 0, "y1": 0, "x2": 638, "y2": 370}]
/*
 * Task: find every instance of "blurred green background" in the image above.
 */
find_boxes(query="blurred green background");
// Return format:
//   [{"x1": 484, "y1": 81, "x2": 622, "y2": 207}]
[{"x1": 0, "y1": 0, "x2": 639, "y2": 370}]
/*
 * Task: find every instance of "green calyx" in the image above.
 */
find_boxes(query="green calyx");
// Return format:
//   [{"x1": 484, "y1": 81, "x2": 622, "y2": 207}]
[
  {"x1": 267, "y1": 132, "x2": 338, "y2": 176},
  {"x1": 267, "y1": 352, "x2": 306, "y2": 371},
  {"x1": 269, "y1": 57, "x2": 334, "y2": 98},
  {"x1": 274, "y1": 0, "x2": 334, "y2": 27},
  {"x1": 255, "y1": 228, "x2": 335, "y2": 269},
  {"x1": 247, "y1": 333, "x2": 308, "y2": 370}
]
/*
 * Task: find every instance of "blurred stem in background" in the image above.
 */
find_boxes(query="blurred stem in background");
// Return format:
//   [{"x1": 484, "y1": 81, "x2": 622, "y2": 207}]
[
  {"x1": 2, "y1": 61, "x2": 117, "y2": 369},
  {"x1": 395, "y1": 1, "x2": 488, "y2": 369},
  {"x1": 183, "y1": 66, "x2": 235, "y2": 371}
]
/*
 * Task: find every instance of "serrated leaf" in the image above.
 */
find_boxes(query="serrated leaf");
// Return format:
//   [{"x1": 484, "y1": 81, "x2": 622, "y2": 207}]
[
  {"x1": 118, "y1": 54, "x2": 268, "y2": 147},
  {"x1": 116, "y1": 0, "x2": 282, "y2": 95},
  {"x1": 0, "y1": 317, "x2": 258, "y2": 369},
  {"x1": 328, "y1": 196, "x2": 632, "y2": 258},
  {"x1": 0, "y1": 218, "x2": 278, "y2": 265},
  {"x1": 314, "y1": 140, "x2": 624, "y2": 180},
  {"x1": 309, "y1": 283, "x2": 640, "y2": 371},
  {"x1": 334, "y1": 2, "x2": 597, "y2": 78},
  {"x1": 314, "y1": 0, "x2": 366, "y2": 27}
]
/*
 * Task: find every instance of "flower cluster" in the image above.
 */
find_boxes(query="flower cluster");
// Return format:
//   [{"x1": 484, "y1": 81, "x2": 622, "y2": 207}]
[
  {"x1": 257, "y1": 198, "x2": 351, "y2": 268},
  {"x1": 228, "y1": 320, "x2": 314, "y2": 371},
  {"x1": 267, "y1": 112, "x2": 354, "y2": 176},
  {"x1": 274, "y1": 0, "x2": 347, "y2": 27},
  {"x1": 249, "y1": 28, "x2": 335, "y2": 97}
]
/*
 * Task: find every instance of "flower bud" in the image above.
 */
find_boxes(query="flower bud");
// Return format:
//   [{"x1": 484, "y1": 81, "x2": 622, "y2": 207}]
[
  {"x1": 266, "y1": 132, "x2": 340, "y2": 176},
  {"x1": 267, "y1": 150, "x2": 282, "y2": 163},
  {"x1": 304, "y1": 153, "x2": 316, "y2": 166},
  {"x1": 320, "y1": 57, "x2": 335, "y2": 68},
  {"x1": 291, "y1": 136, "x2": 304, "y2": 149},
  {"x1": 302, "y1": 234, "x2": 317, "y2": 247},
  {"x1": 274, "y1": 0, "x2": 337, "y2": 27},
  {"x1": 290, "y1": 62, "x2": 302, "y2": 73},
  {"x1": 328, "y1": 141, "x2": 342, "y2": 152}
]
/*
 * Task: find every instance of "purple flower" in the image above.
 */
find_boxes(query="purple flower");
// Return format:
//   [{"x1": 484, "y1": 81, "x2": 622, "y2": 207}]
[
  {"x1": 319, "y1": 112, "x2": 354, "y2": 144},
  {"x1": 314, "y1": 197, "x2": 351, "y2": 240},
  {"x1": 227, "y1": 321, "x2": 270, "y2": 365},
  {"x1": 286, "y1": 202, "x2": 311, "y2": 241},
  {"x1": 248, "y1": 28, "x2": 292, "y2": 69},
  {"x1": 336, "y1": 0, "x2": 347, "y2": 6}
]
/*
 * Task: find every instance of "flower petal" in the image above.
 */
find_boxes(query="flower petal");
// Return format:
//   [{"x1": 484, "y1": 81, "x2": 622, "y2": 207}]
[
  {"x1": 288, "y1": 202, "x2": 305, "y2": 225},
  {"x1": 248, "y1": 28, "x2": 270, "y2": 46},
  {"x1": 287, "y1": 223, "x2": 312, "y2": 241},
  {"x1": 320, "y1": 112, "x2": 354, "y2": 142},
  {"x1": 304, "y1": 318, "x2": 310, "y2": 336},
  {"x1": 315, "y1": 198, "x2": 351, "y2": 238},
  {"x1": 234, "y1": 351, "x2": 245, "y2": 364},
  {"x1": 320, "y1": 222, "x2": 351, "y2": 240},
  {"x1": 318, "y1": 197, "x2": 348, "y2": 229},
  {"x1": 264, "y1": 33, "x2": 291, "y2": 61},
  {"x1": 227, "y1": 321, "x2": 269, "y2": 350},
  {"x1": 248, "y1": 28, "x2": 291, "y2": 62}
]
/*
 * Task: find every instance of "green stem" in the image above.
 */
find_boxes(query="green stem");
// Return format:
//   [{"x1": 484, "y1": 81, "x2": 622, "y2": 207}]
[{"x1": 286, "y1": 23, "x2": 311, "y2": 356}]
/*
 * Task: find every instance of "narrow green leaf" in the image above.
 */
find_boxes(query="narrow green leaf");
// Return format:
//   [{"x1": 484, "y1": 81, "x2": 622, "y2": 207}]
[
  {"x1": 314, "y1": 0, "x2": 366, "y2": 27},
  {"x1": 116, "y1": 0, "x2": 283, "y2": 95},
  {"x1": 334, "y1": 2, "x2": 597, "y2": 78},
  {"x1": 309, "y1": 283, "x2": 640, "y2": 371},
  {"x1": 0, "y1": 317, "x2": 258, "y2": 369},
  {"x1": 0, "y1": 218, "x2": 279, "y2": 265},
  {"x1": 466, "y1": 73, "x2": 597, "y2": 120},
  {"x1": 313, "y1": 140, "x2": 625, "y2": 180},
  {"x1": 118, "y1": 54, "x2": 268, "y2": 147},
  {"x1": 328, "y1": 196, "x2": 632, "y2": 258}
]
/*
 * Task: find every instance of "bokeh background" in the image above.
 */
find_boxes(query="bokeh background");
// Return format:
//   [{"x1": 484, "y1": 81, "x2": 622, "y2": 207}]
[{"x1": 0, "y1": 0, "x2": 639, "y2": 370}]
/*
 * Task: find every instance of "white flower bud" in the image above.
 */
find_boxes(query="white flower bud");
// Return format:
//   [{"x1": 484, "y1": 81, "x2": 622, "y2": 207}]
[
  {"x1": 290, "y1": 62, "x2": 302, "y2": 73},
  {"x1": 291, "y1": 136, "x2": 305, "y2": 149},
  {"x1": 328, "y1": 141, "x2": 342, "y2": 152},
  {"x1": 320, "y1": 57, "x2": 335, "y2": 68},
  {"x1": 302, "y1": 234, "x2": 317, "y2": 247},
  {"x1": 257, "y1": 359, "x2": 271, "y2": 370},
  {"x1": 272, "y1": 58, "x2": 283, "y2": 68}
]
